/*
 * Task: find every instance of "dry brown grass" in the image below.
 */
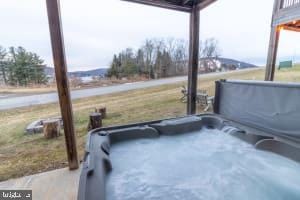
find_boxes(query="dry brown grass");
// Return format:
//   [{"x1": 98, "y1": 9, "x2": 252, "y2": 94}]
[
  {"x1": 0, "y1": 86, "x2": 57, "y2": 95},
  {"x1": 0, "y1": 67, "x2": 299, "y2": 181},
  {"x1": 0, "y1": 77, "x2": 149, "y2": 95}
]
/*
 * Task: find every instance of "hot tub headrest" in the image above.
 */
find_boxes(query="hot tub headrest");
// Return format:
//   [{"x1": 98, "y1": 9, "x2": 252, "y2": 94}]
[
  {"x1": 215, "y1": 80, "x2": 300, "y2": 141},
  {"x1": 150, "y1": 116, "x2": 203, "y2": 135}
]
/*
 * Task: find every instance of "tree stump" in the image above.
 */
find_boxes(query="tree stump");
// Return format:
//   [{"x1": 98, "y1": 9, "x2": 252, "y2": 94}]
[
  {"x1": 95, "y1": 107, "x2": 107, "y2": 119},
  {"x1": 43, "y1": 119, "x2": 61, "y2": 139},
  {"x1": 88, "y1": 112, "x2": 102, "y2": 131}
]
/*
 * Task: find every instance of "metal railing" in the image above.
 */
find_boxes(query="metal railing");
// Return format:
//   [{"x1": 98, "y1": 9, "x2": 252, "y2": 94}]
[{"x1": 280, "y1": 0, "x2": 300, "y2": 9}]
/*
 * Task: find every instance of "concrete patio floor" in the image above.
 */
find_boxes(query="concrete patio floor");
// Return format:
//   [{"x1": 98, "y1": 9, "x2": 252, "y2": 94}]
[{"x1": 0, "y1": 168, "x2": 80, "y2": 200}]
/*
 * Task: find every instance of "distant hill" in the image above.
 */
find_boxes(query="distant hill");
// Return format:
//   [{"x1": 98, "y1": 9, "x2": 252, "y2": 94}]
[
  {"x1": 44, "y1": 57, "x2": 256, "y2": 78},
  {"x1": 43, "y1": 67, "x2": 108, "y2": 77},
  {"x1": 69, "y1": 68, "x2": 108, "y2": 77}
]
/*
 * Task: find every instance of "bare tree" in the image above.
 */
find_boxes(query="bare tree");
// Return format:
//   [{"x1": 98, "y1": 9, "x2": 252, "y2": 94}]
[
  {"x1": 136, "y1": 49, "x2": 145, "y2": 75},
  {"x1": 201, "y1": 38, "x2": 221, "y2": 59},
  {"x1": 199, "y1": 38, "x2": 221, "y2": 73},
  {"x1": 143, "y1": 39, "x2": 155, "y2": 79},
  {"x1": 165, "y1": 38, "x2": 176, "y2": 56},
  {"x1": 108, "y1": 37, "x2": 213, "y2": 79},
  {"x1": 173, "y1": 39, "x2": 188, "y2": 75},
  {"x1": 153, "y1": 38, "x2": 166, "y2": 53}
]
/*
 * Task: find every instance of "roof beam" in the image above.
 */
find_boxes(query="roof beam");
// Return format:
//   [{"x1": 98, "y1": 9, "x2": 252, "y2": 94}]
[
  {"x1": 122, "y1": 0, "x2": 192, "y2": 12},
  {"x1": 197, "y1": 0, "x2": 217, "y2": 10},
  {"x1": 182, "y1": 0, "x2": 192, "y2": 5},
  {"x1": 282, "y1": 25, "x2": 300, "y2": 32},
  {"x1": 122, "y1": 0, "x2": 217, "y2": 12}
]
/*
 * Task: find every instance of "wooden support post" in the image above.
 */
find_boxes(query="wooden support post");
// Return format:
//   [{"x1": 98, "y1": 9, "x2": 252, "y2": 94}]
[
  {"x1": 46, "y1": 0, "x2": 79, "y2": 170},
  {"x1": 88, "y1": 113, "x2": 103, "y2": 131},
  {"x1": 265, "y1": 0, "x2": 281, "y2": 81},
  {"x1": 43, "y1": 119, "x2": 61, "y2": 139},
  {"x1": 265, "y1": 26, "x2": 280, "y2": 81},
  {"x1": 187, "y1": 5, "x2": 200, "y2": 115}
]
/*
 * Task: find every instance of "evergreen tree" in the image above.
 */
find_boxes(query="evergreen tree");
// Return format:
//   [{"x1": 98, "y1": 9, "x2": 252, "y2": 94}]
[
  {"x1": 107, "y1": 54, "x2": 121, "y2": 78},
  {"x1": 5, "y1": 46, "x2": 48, "y2": 86},
  {"x1": 136, "y1": 49, "x2": 145, "y2": 75},
  {"x1": 0, "y1": 46, "x2": 8, "y2": 84}
]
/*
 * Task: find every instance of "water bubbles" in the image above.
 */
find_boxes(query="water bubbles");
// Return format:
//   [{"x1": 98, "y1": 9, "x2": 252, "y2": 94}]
[{"x1": 106, "y1": 128, "x2": 300, "y2": 200}]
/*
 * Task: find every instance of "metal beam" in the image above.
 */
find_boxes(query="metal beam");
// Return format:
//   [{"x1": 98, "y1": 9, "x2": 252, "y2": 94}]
[
  {"x1": 187, "y1": 5, "x2": 200, "y2": 115},
  {"x1": 46, "y1": 0, "x2": 79, "y2": 170},
  {"x1": 122, "y1": 0, "x2": 192, "y2": 12}
]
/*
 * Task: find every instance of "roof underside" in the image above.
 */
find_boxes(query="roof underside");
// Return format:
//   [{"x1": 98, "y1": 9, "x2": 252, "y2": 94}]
[
  {"x1": 282, "y1": 20, "x2": 300, "y2": 32},
  {"x1": 122, "y1": 0, "x2": 217, "y2": 12}
]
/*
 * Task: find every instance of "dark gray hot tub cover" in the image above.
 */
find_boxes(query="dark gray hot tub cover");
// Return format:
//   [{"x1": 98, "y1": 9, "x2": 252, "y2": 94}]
[{"x1": 217, "y1": 80, "x2": 300, "y2": 140}]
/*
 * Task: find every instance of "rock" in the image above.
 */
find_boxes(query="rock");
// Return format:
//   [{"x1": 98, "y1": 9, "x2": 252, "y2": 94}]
[{"x1": 25, "y1": 117, "x2": 63, "y2": 135}]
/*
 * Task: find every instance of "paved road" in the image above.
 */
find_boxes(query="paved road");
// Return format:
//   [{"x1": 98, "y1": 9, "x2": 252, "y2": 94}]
[{"x1": 0, "y1": 68, "x2": 260, "y2": 110}]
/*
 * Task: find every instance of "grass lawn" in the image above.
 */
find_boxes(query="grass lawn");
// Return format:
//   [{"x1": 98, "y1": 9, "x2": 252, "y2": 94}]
[{"x1": 0, "y1": 66, "x2": 299, "y2": 181}]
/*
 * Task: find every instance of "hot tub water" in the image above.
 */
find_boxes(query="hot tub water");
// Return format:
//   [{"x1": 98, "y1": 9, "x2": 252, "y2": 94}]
[{"x1": 106, "y1": 128, "x2": 300, "y2": 200}]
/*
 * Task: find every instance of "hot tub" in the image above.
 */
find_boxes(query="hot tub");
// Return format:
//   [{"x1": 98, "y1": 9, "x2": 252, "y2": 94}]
[{"x1": 78, "y1": 80, "x2": 300, "y2": 200}]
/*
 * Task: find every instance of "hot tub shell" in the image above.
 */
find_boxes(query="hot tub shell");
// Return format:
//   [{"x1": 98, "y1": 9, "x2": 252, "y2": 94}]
[{"x1": 78, "y1": 80, "x2": 300, "y2": 200}]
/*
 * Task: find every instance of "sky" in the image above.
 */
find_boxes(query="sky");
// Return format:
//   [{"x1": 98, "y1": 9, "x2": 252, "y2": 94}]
[{"x1": 1, "y1": 0, "x2": 300, "y2": 71}]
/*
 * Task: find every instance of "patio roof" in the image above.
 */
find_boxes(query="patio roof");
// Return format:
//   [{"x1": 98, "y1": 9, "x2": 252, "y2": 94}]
[{"x1": 265, "y1": 0, "x2": 300, "y2": 81}]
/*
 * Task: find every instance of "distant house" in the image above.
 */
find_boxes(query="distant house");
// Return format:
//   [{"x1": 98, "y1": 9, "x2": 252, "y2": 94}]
[
  {"x1": 43, "y1": 66, "x2": 55, "y2": 83},
  {"x1": 199, "y1": 58, "x2": 222, "y2": 73},
  {"x1": 199, "y1": 57, "x2": 257, "y2": 73}
]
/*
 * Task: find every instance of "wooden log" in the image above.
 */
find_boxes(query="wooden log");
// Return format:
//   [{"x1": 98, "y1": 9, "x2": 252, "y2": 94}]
[
  {"x1": 43, "y1": 119, "x2": 61, "y2": 139},
  {"x1": 46, "y1": 0, "x2": 79, "y2": 169},
  {"x1": 88, "y1": 113, "x2": 103, "y2": 131},
  {"x1": 187, "y1": 4, "x2": 200, "y2": 115},
  {"x1": 95, "y1": 107, "x2": 107, "y2": 118}
]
